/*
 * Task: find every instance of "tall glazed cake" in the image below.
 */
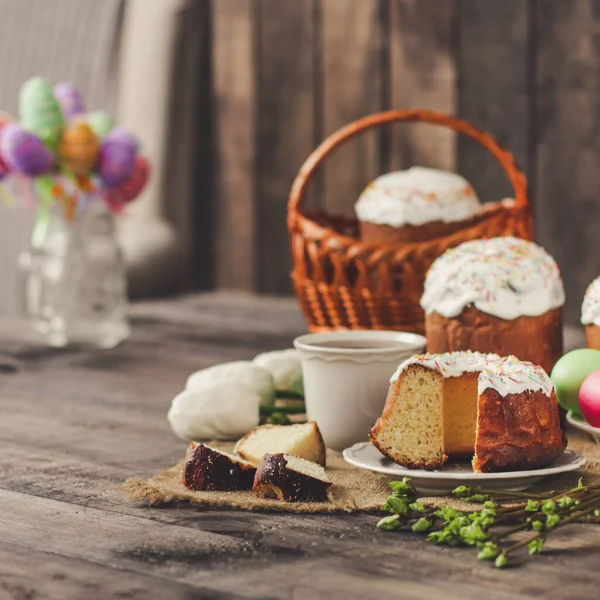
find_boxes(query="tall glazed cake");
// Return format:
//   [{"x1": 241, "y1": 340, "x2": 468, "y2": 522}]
[
  {"x1": 582, "y1": 277, "x2": 600, "y2": 350},
  {"x1": 369, "y1": 351, "x2": 566, "y2": 473},
  {"x1": 355, "y1": 167, "x2": 480, "y2": 244},
  {"x1": 421, "y1": 237, "x2": 564, "y2": 373}
]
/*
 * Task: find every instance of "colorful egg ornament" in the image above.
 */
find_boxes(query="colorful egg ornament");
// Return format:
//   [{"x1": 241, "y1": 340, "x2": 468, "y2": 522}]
[
  {"x1": 105, "y1": 155, "x2": 150, "y2": 211},
  {"x1": 53, "y1": 82, "x2": 85, "y2": 120},
  {"x1": 579, "y1": 369, "x2": 600, "y2": 427},
  {"x1": 0, "y1": 123, "x2": 53, "y2": 176},
  {"x1": 114, "y1": 155, "x2": 149, "y2": 202},
  {"x1": 550, "y1": 348, "x2": 600, "y2": 417},
  {"x1": 86, "y1": 110, "x2": 114, "y2": 138},
  {"x1": 59, "y1": 118, "x2": 99, "y2": 176},
  {"x1": 0, "y1": 114, "x2": 12, "y2": 179},
  {"x1": 0, "y1": 154, "x2": 7, "y2": 179},
  {"x1": 97, "y1": 127, "x2": 138, "y2": 189},
  {"x1": 19, "y1": 77, "x2": 65, "y2": 152}
]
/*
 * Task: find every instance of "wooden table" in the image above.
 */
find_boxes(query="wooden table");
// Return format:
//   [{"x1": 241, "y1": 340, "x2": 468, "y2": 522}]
[{"x1": 0, "y1": 293, "x2": 595, "y2": 600}]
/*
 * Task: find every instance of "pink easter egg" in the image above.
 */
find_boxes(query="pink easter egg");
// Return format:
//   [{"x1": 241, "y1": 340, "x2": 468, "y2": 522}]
[
  {"x1": 106, "y1": 155, "x2": 150, "y2": 207},
  {"x1": 579, "y1": 369, "x2": 600, "y2": 427},
  {"x1": 0, "y1": 117, "x2": 10, "y2": 178},
  {"x1": 53, "y1": 82, "x2": 85, "y2": 120},
  {"x1": 0, "y1": 123, "x2": 53, "y2": 176},
  {"x1": 97, "y1": 127, "x2": 138, "y2": 188}
]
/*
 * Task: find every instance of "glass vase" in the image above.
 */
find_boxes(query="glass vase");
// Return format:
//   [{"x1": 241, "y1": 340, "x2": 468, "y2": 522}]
[{"x1": 20, "y1": 196, "x2": 130, "y2": 349}]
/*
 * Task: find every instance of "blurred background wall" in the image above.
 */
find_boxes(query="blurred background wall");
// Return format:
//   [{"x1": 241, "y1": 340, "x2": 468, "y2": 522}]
[{"x1": 0, "y1": 0, "x2": 598, "y2": 325}]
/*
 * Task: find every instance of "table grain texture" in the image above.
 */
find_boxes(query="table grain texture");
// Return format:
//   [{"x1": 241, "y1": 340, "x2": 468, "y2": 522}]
[{"x1": 0, "y1": 293, "x2": 594, "y2": 600}]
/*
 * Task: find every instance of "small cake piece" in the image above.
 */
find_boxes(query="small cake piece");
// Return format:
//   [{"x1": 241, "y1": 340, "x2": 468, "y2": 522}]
[
  {"x1": 252, "y1": 453, "x2": 331, "y2": 502},
  {"x1": 182, "y1": 442, "x2": 256, "y2": 491},
  {"x1": 355, "y1": 167, "x2": 480, "y2": 244},
  {"x1": 421, "y1": 237, "x2": 565, "y2": 374},
  {"x1": 582, "y1": 277, "x2": 600, "y2": 350},
  {"x1": 235, "y1": 422, "x2": 326, "y2": 467},
  {"x1": 370, "y1": 351, "x2": 566, "y2": 473}
]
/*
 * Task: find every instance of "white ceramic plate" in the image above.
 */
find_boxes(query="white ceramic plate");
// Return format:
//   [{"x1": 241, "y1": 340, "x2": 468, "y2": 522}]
[
  {"x1": 343, "y1": 442, "x2": 586, "y2": 492},
  {"x1": 567, "y1": 412, "x2": 600, "y2": 444}
]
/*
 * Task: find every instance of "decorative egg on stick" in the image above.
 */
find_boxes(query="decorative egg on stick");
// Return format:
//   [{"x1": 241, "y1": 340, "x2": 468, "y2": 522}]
[
  {"x1": 0, "y1": 78, "x2": 149, "y2": 218},
  {"x1": 105, "y1": 155, "x2": 150, "y2": 209},
  {"x1": 97, "y1": 127, "x2": 138, "y2": 189},
  {"x1": 0, "y1": 114, "x2": 13, "y2": 179},
  {"x1": 59, "y1": 118, "x2": 99, "y2": 176},
  {"x1": 19, "y1": 77, "x2": 65, "y2": 152},
  {"x1": 53, "y1": 82, "x2": 85, "y2": 120},
  {"x1": 0, "y1": 123, "x2": 53, "y2": 176},
  {"x1": 86, "y1": 110, "x2": 114, "y2": 138}
]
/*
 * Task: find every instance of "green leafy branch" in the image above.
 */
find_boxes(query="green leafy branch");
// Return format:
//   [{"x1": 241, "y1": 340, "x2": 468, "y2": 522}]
[{"x1": 376, "y1": 477, "x2": 600, "y2": 568}]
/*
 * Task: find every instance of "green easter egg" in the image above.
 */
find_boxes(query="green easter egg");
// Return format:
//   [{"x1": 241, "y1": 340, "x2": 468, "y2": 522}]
[
  {"x1": 86, "y1": 110, "x2": 114, "y2": 137},
  {"x1": 550, "y1": 348, "x2": 600, "y2": 417},
  {"x1": 19, "y1": 77, "x2": 64, "y2": 150}
]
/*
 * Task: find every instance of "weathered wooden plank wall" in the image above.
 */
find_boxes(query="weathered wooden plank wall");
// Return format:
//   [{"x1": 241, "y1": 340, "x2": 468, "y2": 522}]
[
  {"x1": 535, "y1": 0, "x2": 600, "y2": 325},
  {"x1": 387, "y1": 0, "x2": 457, "y2": 172},
  {"x1": 0, "y1": 0, "x2": 597, "y2": 327},
  {"x1": 209, "y1": 0, "x2": 600, "y2": 325}
]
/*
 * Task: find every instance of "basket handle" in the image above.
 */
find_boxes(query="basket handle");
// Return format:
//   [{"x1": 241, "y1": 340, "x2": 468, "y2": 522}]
[{"x1": 288, "y1": 109, "x2": 529, "y2": 221}]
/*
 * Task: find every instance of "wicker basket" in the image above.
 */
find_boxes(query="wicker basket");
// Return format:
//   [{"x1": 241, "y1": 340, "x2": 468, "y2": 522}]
[{"x1": 287, "y1": 109, "x2": 533, "y2": 334}]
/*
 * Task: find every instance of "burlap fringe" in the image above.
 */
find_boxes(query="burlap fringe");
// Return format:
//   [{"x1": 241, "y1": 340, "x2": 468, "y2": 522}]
[
  {"x1": 122, "y1": 445, "x2": 390, "y2": 514},
  {"x1": 121, "y1": 430, "x2": 600, "y2": 516}
]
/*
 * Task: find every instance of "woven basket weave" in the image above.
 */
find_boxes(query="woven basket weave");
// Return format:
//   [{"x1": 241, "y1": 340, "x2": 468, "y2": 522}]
[{"x1": 288, "y1": 110, "x2": 533, "y2": 335}]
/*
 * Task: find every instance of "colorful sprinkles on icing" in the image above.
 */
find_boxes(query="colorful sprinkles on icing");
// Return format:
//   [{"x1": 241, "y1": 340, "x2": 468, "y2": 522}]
[
  {"x1": 420, "y1": 237, "x2": 565, "y2": 320},
  {"x1": 477, "y1": 355, "x2": 554, "y2": 396},
  {"x1": 582, "y1": 276, "x2": 600, "y2": 326},
  {"x1": 355, "y1": 167, "x2": 480, "y2": 228},
  {"x1": 391, "y1": 350, "x2": 554, "y2": 397}
]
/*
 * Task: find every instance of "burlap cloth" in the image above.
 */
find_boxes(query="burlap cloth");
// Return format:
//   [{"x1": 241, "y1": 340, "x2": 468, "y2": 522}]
[{"x1": 122, "y1": 429, "x2": 600, "y2": 514}]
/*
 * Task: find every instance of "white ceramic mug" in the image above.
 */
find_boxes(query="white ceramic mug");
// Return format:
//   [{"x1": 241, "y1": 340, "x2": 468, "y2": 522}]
[{"x1": 293, "y1": 330, "x2": 426, "y2": 451}]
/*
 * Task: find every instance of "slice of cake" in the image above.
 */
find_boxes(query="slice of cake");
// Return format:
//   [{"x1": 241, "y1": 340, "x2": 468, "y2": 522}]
[
  {"x1": 369, "y1": 351, "x2": 566, "y2": 473},
  {"x1": 252, "y1": 453, "x2": 331, "y2": 502},
  {"x1": 234, "y1": 422, "x2": 326, "y2": 467},
  {"x1": 182, "y1": 442, "x2": 256, "y2": 491},
  {"x1": 421, "y1": 237, "x2": 564, "y2": 374}
]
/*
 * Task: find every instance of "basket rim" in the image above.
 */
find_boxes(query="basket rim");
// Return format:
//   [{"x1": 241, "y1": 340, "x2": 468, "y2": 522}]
[
  {"x1": 288, "y1": 109, "x2": 530, "y2": 236},
  {"x1": 291, "y1": 198, "x2": 529, "y2": 257}
]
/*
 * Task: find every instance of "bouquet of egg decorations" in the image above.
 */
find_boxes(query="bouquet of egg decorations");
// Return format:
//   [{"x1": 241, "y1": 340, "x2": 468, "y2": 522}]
[{"x1": 0, "y1": 76, "x2": 149, "y2": 220}]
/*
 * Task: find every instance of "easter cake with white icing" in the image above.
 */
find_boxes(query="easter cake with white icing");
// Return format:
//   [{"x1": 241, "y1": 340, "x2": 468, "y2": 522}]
[
  {"x1": 421, "y1": 237, "x2": 564, "y2": 373},
  {"x1": 369, "y1": 351, "x2": 566, "y2": 472},
  {"x1": 582, "y1": 276, "x2": 600, "y2": 350},
  {"x1": 355, "y1": 167, "x2": 480, "y2": 244}
]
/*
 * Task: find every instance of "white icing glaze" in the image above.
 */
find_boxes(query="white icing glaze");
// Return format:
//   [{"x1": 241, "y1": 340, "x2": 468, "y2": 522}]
[
  {"x1": 420, "y1": 237, "x2": 565, "y2": 320},
  {"x1": 477, "y1": 356, "x2": 555, "y2": 397},
  {"x1": 391, "y1": 350, "x2": 499, "y2": 382},
  {"x1": 391, "y1": 351, "x2": 555, "y2": 397},
  {"x1": 168, "y1": 381, "x2": 261, "y2": 441},
  {"x1": 355, "y1": 167, "x2": 480, "y2": 227},
  {"x1": 582, "y1": 277, "x2": 600, "y2": 326}
]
